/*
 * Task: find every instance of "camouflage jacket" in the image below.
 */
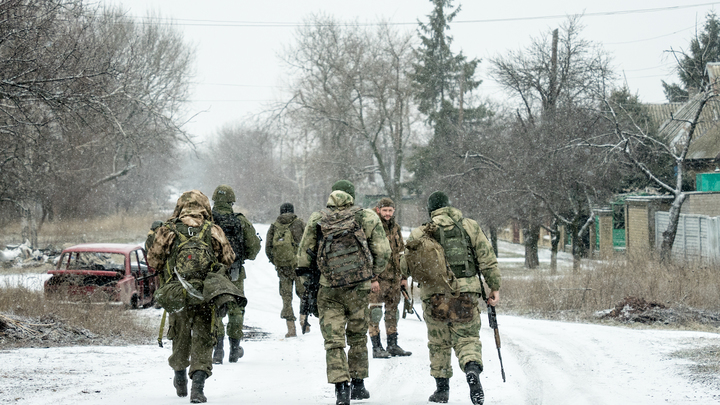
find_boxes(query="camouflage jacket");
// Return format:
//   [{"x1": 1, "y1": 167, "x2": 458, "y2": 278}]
[
  {"x1": 379, "y1": 217, "x2": 406, "y2": 282},
  {"x1": 147, "y1": 190, "x2": 235, "y2": 283},
  {"x1": 401, "y1": 206, "x2": 501, "y2": 300},
  {"x1": 297, "y1": 190, "x2": 390, "y2": 288},
  {"x1": 265, "y1": 212, "x2": 306, "y2": 265}
]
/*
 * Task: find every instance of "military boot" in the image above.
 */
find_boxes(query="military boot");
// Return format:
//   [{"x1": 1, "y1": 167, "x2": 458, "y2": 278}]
[
  {"x1": 350, "y1": 378, "x2": 370, "y2": 400},
  {"x1": 229, "y1": 337, "x2": 244, "y2": 362},
  {"x1": 173, "y1": 369, "x2": 188, "y2": 397},
  {"x1": 428, "y1": 377, "x2": 450, "y2": 403},
  {"x1": 285, "y1": 320, "x2": 297, "y2": 338},
  {"x1": 300, "y1": 314, "x2": 311, "y2": 334},
  {"x1": 465, "y1": 361, "x2": 484, "y2": 405},
  {"x1": 370, "y1": 335, "x2": 390, "y2": 359},
  {"x1": 335, "y1": 381, "x2": 350, "y2": 405},
  {"x1": 386, "y1": 332, "x2": 412, "y2": 356},
  {"x1": 212, "y1": 338, "x2": 224, "y2": 364},
  {"x1": 190, "y1": 370, "x2": 207, "y2": 403}
]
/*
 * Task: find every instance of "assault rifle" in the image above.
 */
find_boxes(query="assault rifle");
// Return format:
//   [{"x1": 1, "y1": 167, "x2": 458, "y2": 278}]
[
  {"x1": 296, "y1": 248, "x2": 320, "y2": 334},
  {"x1": 400, "y1": 285, "x2": 422, "y2": 321}
]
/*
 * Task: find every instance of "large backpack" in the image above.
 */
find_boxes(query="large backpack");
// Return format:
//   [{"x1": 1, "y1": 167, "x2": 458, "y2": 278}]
[
  {"x1": 433, "y1": 217, "x2": 477, "y2": 279},
  {"x1": 212, "y1": 210, "x2": 245, "y2": 262},
  {"x1": 168, "y1": 220, "x2": 217, "y2": 281},
  {"x1": 271, "y1": 219, "x2": 298, "y2": 267},
  {"x1": 405, "y1": 222, "x2": 458, "y2": 295},
  {"x1": 316, "y1": 206, "x2": 373, "y2": 287}
]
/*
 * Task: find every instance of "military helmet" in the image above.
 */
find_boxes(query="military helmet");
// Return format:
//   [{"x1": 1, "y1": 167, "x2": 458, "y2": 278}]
[{"x1": 212, "y1": 185, "x2": 236, "y2": 203}]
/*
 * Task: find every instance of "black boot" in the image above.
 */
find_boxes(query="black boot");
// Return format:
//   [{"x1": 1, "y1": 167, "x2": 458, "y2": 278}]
[
  {"x1": 335, "y1": 381, "x2": 350, "y2": 405},
  {"x1": 465, "y1": 361, "x2": 484, "y2": 405},
  {"x1": 212, "y1": 338, "x2": 224, "y2": 364},
  {"x1": 173, "y1": 369, "x2": 188, "y2": 397},
  {"x1": 229, "y1": 337, "x2": 244, "y2": 362},
  {"x1": 350, "y1": 378, "x2": 370, "y2": 400},
  {"x1": 386, "y1": 332, "x2": 412, "y2": 356},
  {"x1": 428, "y1": 377, "x2": 450, "y2": 403},
  {"x1": 190, "y1": 371, "x2": 208, "y2": 403},
  {"x1": 370, "y1": 335, "x2": 390, "y2": 359}
]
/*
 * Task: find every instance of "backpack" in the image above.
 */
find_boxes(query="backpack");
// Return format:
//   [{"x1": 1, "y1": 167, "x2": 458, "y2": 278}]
[
  {"x1": 405, "y1": 222, "x2": 458, "y2": 294},
  {"x1": 271, "y1": 219, "x2": 298, "y2": 267},
  {"x1": 316, "y1": 206, "x2": 373, "y2": 287},
  {"x1": 433, "y1": 217, "x2": 477, "y2": 279},
  {"x1": 212, "y1": 210, "x2": 245, "y2": 262},
  {"x1": 168, "y1": 220, "x2": 217, "y2": 281}
]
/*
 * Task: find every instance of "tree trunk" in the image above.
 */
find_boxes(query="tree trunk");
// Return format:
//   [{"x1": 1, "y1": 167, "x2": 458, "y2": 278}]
[
  {"x1": 19, "y1": 198, "x2": 41, "y2": 249},
  {"x1": 570, "y1": 222, "x2": 581, "y2": 273},
  {"x1": 489, "y1": 225, "x2": 499, "y2": 258},
  {"x1": 550, "y1": 220, "x2": 559, "y2": 275},
  {"x1": 660, "y1": 192, "x2": 687, "y2": 263},
  {"x1": 523, "y1": 222, "x2": 540, "y2": 269}
]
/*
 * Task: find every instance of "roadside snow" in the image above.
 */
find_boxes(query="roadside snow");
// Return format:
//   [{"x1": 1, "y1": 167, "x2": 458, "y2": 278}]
[{"x1": 2, "y1": 224, "x2": 720, "y2": 404}]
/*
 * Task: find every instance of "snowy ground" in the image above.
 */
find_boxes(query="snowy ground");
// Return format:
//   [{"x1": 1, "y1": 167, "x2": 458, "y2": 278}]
[{"x1": 2, "y1": 224, "x2": 720, "y2": 404}]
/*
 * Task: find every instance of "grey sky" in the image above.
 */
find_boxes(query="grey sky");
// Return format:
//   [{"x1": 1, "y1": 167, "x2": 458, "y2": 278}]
[{"x1": 105, "y1": 0, "x2": 720, "y2": 140}]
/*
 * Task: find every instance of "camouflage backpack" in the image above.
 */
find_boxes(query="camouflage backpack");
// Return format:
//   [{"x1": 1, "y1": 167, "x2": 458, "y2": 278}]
[
  {"x1": 271, "y1": 218, "x2": 297, "y2": 268},
  {"x1": 405, "y1": 222, "x2": 458, "y2": 295},
  {"x1": 433, "y1": 217, "x2": 477, "y2": 279},
  {"x1": 316, "y1": 206, "x2": 373, "y2": 287}
]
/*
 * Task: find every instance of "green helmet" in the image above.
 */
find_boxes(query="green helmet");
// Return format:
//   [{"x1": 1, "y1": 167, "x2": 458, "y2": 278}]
[{"x1": 212, "y1": 185, "x2": 236, "y2": 203}]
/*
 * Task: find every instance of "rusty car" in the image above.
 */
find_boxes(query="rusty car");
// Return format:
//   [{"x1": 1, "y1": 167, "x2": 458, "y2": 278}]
[{"x1": 44, "y1": 243, "x2": 158, "y2": 308}]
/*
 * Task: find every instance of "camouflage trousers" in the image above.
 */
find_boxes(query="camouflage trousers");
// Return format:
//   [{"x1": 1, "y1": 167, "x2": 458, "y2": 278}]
[
  {"x1": 318, "y1": 284, "x2": 370, "y2": 383},
  {"x1": 277, "y1": 266, "x2": 306, "y2": 321},
  {"x1": 422, "y1": 296, "x2": 483, "y2": 379},
  {"x1": 168, "y1": 304, "x2": 215, "y2": 378},
  {"x1": 216, "y1": 277, "x2": 245, "y2": 340},
  {"x1": 367, "y1": 277, "x2": 401, "y2": 337}
]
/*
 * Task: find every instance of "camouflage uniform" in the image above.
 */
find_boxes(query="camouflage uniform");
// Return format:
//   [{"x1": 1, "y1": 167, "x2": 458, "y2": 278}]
[
  {"x1": 265, "y1": 212, "x2": 306, "y2": 322},
  {"x1": 403, "y1": 206, "x2": 501, "y2": 379},
  {"x1": 296, "y1": 190, "x2": 390, "y2": 385},
  {"x1": 211, "y1": 201, "x2": 261, "y2": 343},
  {"x1": 368, "y1": 216, "x2": 404, "y2": 337},
  {"x1": 147, "y1": 190, "x2": 236, "y2": 382}
]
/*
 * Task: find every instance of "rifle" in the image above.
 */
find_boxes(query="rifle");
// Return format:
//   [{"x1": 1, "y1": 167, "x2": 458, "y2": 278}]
[
  {"x1": 297, "y1": 248, "x2": 320, "y2": 334},
  {"x1": 400, "y1": 285, "x2": 422, "y2": 321},
  {"x1": 480, "y1": 283, "x2": 506, "y2": 382}
]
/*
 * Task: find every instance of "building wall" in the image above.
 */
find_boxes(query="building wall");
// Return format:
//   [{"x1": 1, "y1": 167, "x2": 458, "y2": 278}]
[{"x1": 680, "y1": 192, "x2": 720, "y2": 217}]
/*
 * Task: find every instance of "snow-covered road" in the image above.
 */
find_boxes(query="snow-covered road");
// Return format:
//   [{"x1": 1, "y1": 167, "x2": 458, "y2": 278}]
[{"x1": 2, "y1": 224, "x2": 720, "y2": 404}]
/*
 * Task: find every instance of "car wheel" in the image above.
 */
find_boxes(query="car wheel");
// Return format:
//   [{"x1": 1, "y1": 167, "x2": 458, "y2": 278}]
[{"x1": 130, "y1": 294, "x2": 139, "y2": 309}]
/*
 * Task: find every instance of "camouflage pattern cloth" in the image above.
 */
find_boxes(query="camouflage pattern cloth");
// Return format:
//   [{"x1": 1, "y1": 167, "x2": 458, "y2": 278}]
[
  {"x1": 297, "y1": 190, "x2": 390, "y2": 383},
  {"x1": 212, "y1": 201, "x2": 261, "y2": 341},
  {"x1": 318, "y1": 284, "x2": 370, "y2": 383},
  {"x1": 146, "y1": 190, "x2": 236, "y2": 379},
  {"x1": 368, "y1": 216, "x2": 405, "y2": 337},
  {"x1": 401, "y1": 206, "x2": 501, "y2": 377},
  {"x1": 266, "y1": 212, "x2": 306, "y2": 321}
]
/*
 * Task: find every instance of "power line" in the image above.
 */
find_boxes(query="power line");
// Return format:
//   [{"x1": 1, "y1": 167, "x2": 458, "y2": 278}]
[{"x1": 130, "y1": 2, "x2": 720, "y2": 27}]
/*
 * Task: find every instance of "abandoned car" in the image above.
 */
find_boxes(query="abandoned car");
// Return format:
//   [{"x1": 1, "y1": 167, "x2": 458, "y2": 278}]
[{"x1": 44, "y1": 243, "x2": 158, "y2": 308}]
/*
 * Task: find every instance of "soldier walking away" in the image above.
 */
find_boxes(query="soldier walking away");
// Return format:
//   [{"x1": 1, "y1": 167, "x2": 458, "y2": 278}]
[
  {"x1": 148, "y1": 190, "x2": 244, "y2": 403},
  {"x1": 210, "y1": 185, "x2": 261, "y2": 364},
  {"x1": 401, "y1": 191, "x2": 501, "y2": 405},
  {"x1": 296, "y1": 180, "x2": 391, "y2": 405},
  {"x1": 368, "y1": 197, "x2": 412, "y2": 359},
  {"x1": 265, "y1": 202, "x2": 306, "y2": 337}
]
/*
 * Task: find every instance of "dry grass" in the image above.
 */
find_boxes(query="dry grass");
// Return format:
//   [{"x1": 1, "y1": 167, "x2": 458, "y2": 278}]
[
  {"x1": 0, "y1": 213, "x2": 164, "y2": 249},
  {"x1": 0, "y1": 286, "x2": 155, "y2": 347},
  {"x1": 501, "y1": 251, "x2": 720, "y2": 323}
]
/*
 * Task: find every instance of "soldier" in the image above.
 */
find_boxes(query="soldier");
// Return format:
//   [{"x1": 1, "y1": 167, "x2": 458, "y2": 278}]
[
  {"x1": 265, "y1": 202, "x2": 306, "y2": 337},
  {"x1": 210, "y1": 185, "x2": 261, "y2": 364},
  {"x1": 402, "y1": 191, "x2": 501, "y2": 405},
  {"x1": 296, "y1": 180, "x2": 390, "y2": 405},
  {"x1": 368, "y1": 197, "x2": 412, "y2": 358},
  {"x1": 147, "y1": 190, "x2": 239, "y2": 403}
]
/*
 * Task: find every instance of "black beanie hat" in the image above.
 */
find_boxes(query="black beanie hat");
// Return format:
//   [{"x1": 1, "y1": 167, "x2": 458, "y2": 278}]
[
  {"x1": 427, "y1": 191, "x2": 449, "y2": 215},
  {"x1": 280, "y1": 203, "x2": 294, "y2": 214},
  {"x1": 331, "y1": 180, "x2": 355, "y2": 199}
]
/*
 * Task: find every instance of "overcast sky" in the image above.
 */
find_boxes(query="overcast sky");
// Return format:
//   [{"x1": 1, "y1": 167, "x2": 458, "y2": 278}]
[{"x1": 103, "y1": 0, "x2": 720, "y2": 141}]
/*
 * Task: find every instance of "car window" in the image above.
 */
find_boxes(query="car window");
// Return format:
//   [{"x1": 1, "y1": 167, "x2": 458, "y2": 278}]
[{"x1": 69, "y1": 252, "x2": 126, "y2": 271}]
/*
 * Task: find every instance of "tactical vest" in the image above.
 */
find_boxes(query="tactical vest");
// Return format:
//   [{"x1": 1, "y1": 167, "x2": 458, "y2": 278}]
[
  {"x1": 433, "y1": 217, "x2": 477, "y2": 279},
  {"x1": 271, "y1": 218, "x2": 298, "y2": 268},
  {"x1": 316, "y1": 206, "x2": 374, "y2": 287},
  {"x1": 212, "y1": 210, "x2": 245, "y2": 263}
]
